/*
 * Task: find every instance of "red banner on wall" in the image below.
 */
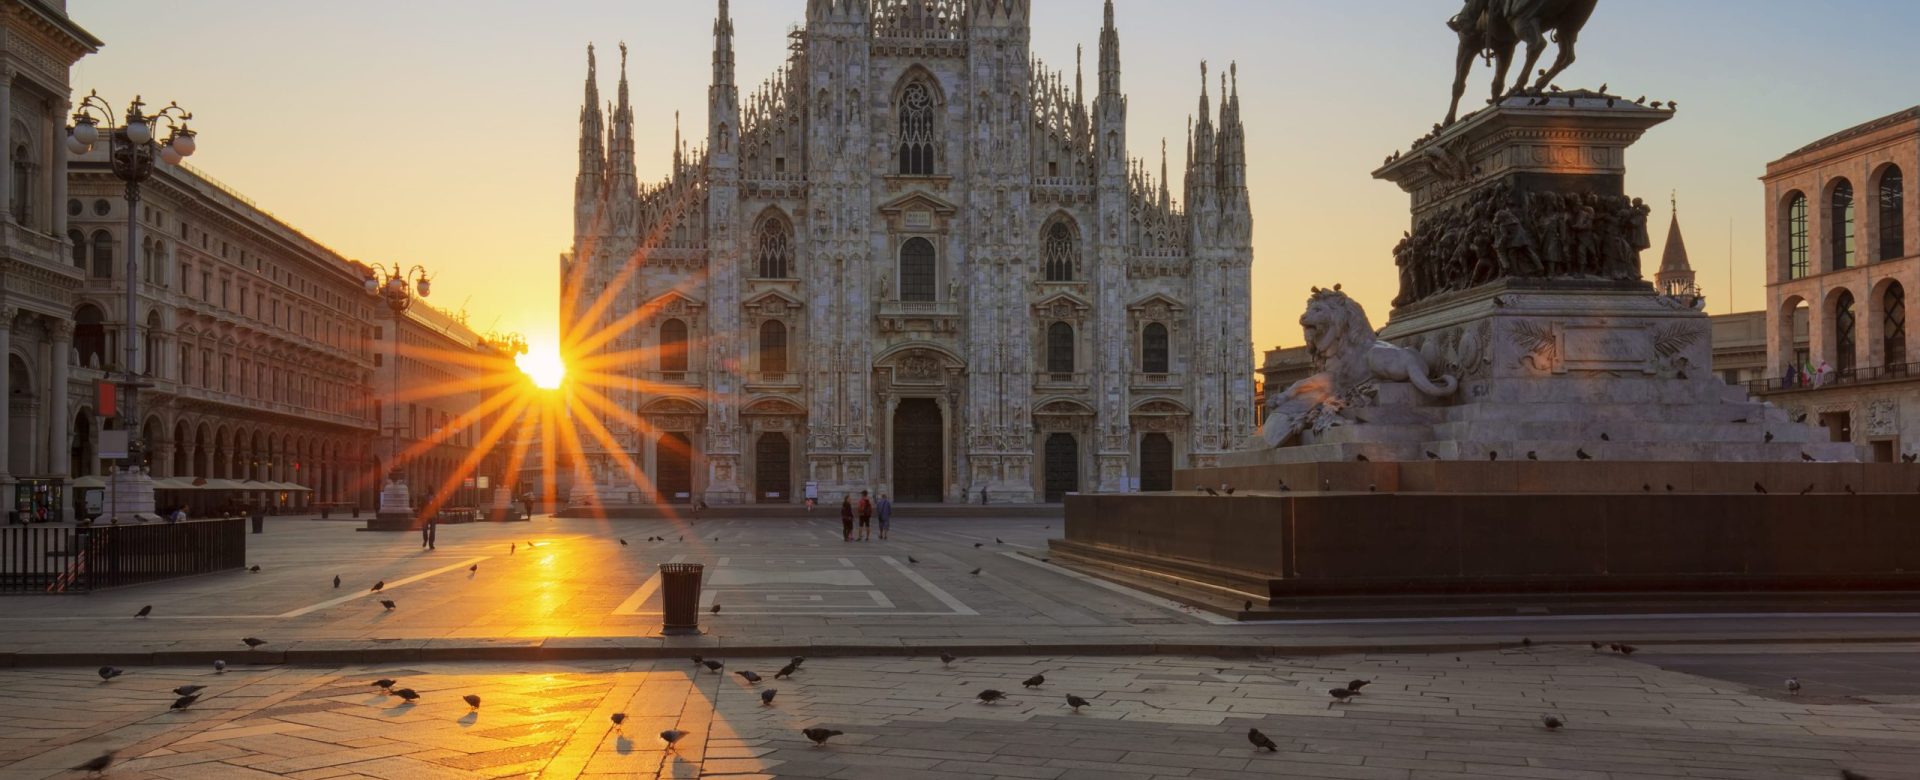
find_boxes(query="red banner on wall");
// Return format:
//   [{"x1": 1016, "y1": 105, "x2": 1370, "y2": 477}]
[{"x1": 97, "y1": 380, "x2": 117, "y2": 418}]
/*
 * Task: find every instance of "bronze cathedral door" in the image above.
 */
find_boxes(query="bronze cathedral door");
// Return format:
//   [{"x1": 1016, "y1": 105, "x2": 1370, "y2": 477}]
[{"x1": 891, "y1": 399, "x2": 943, "y2": 502}]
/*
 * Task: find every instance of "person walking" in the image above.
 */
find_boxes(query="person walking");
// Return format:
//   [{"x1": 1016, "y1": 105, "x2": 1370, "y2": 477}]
[
  {"x1": 857, "y1": 490, "x2": 874, "y2": 541},
  {"x1": 839, "y1": 495, "x2": 854, "y2": 542},
  {"x1": 421, "y1": 515, "x2": 436, "y2": 550},
  {"x1": 876, "y1": 492, "x2": 893, "y2": 540}
]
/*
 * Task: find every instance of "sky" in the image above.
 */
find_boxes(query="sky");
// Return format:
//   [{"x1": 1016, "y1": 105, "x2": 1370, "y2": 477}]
[{"x1": 67, "y1": 0, "x2": 1920, "y2": 362}]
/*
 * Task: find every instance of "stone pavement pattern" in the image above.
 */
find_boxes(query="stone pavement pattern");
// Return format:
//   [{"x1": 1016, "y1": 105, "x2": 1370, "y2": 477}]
[
  {"x1": 6, "y1": 517, "x2": 1920, "y2": 663},
  {"x1": 4, "y1": 645, "x2": 1918, "y2": 779}
]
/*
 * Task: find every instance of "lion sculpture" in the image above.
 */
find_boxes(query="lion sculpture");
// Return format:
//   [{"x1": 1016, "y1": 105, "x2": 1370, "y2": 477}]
[{"x1": 1260, "y1": 286, "x2": 1459, "y2": 447}]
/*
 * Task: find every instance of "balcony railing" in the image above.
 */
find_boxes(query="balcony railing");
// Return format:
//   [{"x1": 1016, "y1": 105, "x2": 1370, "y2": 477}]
[{"x1": 1744, "y1": 360, "x2": 1920, "y2": 395}]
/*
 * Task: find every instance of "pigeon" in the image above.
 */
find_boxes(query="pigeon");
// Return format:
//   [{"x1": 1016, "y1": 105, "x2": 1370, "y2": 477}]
[
  {"x1": 737, "y1": 670, "x2": 762, "y2": 684},
  {"x1": 970, "y1": 568, "x2": 981, "y2": 575},
  {"x1": 1203, "y1": 487, "x2": 1219, "y2": 496},
  {"x1": 1795, "y1": 412, "x2": 1808, "y2": 423},
  {"x1": 1022, "y1": 674, "x2": 1045, "y2": 688},
  {"x1": 173, "y1": 685, "x2": 205, "y2": 696},
  {"x1": 1765, "y1": 431, "x2": 1774, "y2": 443},
  {"x1": 1590, "y1": 641, "x2": 1602, "y2": 651},
  {"x1": 135, "y1": 605, "x2": 152, "y2": 618},
  {"x1": 1617, "y1": 644, "x2": 1639, "y2": 655},
  {"x1": 1666, "y1": 484, "x2": 1675, "y2": 492},
  {"x1": 372, "y1": 678, "x2": 396, "y2": 692},
  {"x1": 463, "y1": 694, "x2": 481, "y2": 710},
  {"x1": 370, "y1": 580, "x2": 384, "y2": 592},
  {"x1": 1642, "y1": 484, "x2": 1651, "y2": 492},
  {"x1": 803, "y1": 727, "x2": 843, "y2": 746},
  {"x1": 704, "y1": 659, "x2": 725, "y2": 673},
  {"x1": 1066, "y1": 694, "x2": 1091, "y2": 711},
  {"x1": 1347, "y1": 679, "x2": 1371, "y2": 693},
  {"x1": 1488, "y1": 451, "x2": 1498, "y2": 461},
  {"x1": 761, "y1": 688, "x2": 778, "y2": 705},
  {"x1": 940, "y1": 651, "x2": 957, "y2": 665},
  {"x1": 1576, "y1": 449, "x2": 1593, "y2": 460},
  {"x1": 1521, "y1": 637, "x2": 1533, "y2": 649},
  {"x1": 1541, "y1": 714, "x2": 1564, "y2": 730},
  {"x1": 977, "y1": 689, "x2": 1007, "y2": 704},
  {"x1": 1802, "y1": 452, "x2": 1816, "y2": 462},
  {"x1": 1754, "y1": 482, "x2": 1768, "y2": 494},
  {"x1": 610, "y1": 712, "x2": 627, "y2": 729},
  {"x1": 98, "y1": 666, "x2": 123, "y2": 681},
  {"x1": 791, "y1": 656, "x2": 806, "y2": 667},
  {"x1": 213, "y1": 660, "x2": 227, "y2": 673},
  {"x1": 1600, "y1": 432, "x2": 1611, "y2": 441},
  {"x1": 1786, "y1": 677, "x2": 1801, "y2": 695},
  {"x1": 469, "y1": 564, "x2": 478, "y2": 574},
  {"x1": 1248, "y1": 727, "x2": 1279, "y2": 751},
  {"x1": 1224, "y1": 486, "x2": 1236, "y2": 495},
  {"x1": 380, "y1": 599, "x2": 396, "y2": 611},
  {"x1": 1355, "y1": 453, "x2": 1369, "y2": 462},
  {"x1": 660, "y1": 729, "x2": 688, "y2": 749},
  {"x1": 996, "y1": 538, "x2": 1004, "y2": 544},
  {"x1": 1526, "y1": 451, "x2": 1538, "y2": 461},
  {"x1": 1668, "y1": 100, "x2": 1679, "y2": 111},
  {"x1": 1328, "y1": 688, "x2": 1356, "y2": 703},
  {"x1": 775, "y1": 663, "x2": 799, "y2": 679},
  {"x1": 393, "y1": 688, "x2": 420, "y2": 703},
  {"x1": 333, "y1": 575, "x2": 341, "y2": 588},
  {"x1": 711, "y1": 604, "x2": 722, "y2": 614},
  {"x1": 172, "y1": 693, "x2": 201, "y2": 710},
  {"x1": 1634, "y1": 95, "x2": 1645, "y2": 104},
  {"x1": 691, "y1": 655, "x2": 704, "y2": 665},
  {"x1": 1425, "y1": 450, "x2": 1441, "y2": 460},
  {"x1": 248, "y1": 565, "x2": 261, "y2": 573},
  {"x1": 1846, "y1": 484, "x2": 1857, "y2": 495},
  {"x1": 1608, "y1": 643, "x2": 1621, "y2": 652},
  {"x1": 908, "y1": 556, "x2": 919, "y2": 564},
  {"x1": 1244, "y1": 600, "x2": 1254, "y2": 611},
  {"x1": 973, "y1": 542, "x2": 983, "y2": 548},
  {"x1": 620, "y1": 539, "x2": 628, "y2": 546},
  {"x1": 72, "y1": 751, "x2": 115, "y2": 774}
]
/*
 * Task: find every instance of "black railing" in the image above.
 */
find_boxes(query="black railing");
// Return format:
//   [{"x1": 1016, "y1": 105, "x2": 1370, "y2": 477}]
[
  {"x1": 0, "y1": 519, "x2": 246, "y2": 593},
  {"x1": 1744, "y1": 360, "x2": 1920, "y2": 395}
]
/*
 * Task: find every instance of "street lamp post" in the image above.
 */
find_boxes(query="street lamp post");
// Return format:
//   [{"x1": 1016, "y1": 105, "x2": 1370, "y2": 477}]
[
  {"x1": 67, "y1": 92, "x2": 198, "y2": 522},
  {"x1": 363, "y1": 262, "x2": 431, "y2": 524}
]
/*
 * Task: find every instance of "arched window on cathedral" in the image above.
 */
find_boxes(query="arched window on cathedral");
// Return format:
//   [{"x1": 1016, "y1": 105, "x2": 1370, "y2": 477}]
[
  {"x1": 90, "y1": 230, "x2": 114, "y2": 279},
  {"x1": 1043, "y1": 220, "x2": 1078, "y2": 282},
  {"x1": 756, "y1": 215, "x2": 793, "y2": 278},
  {"x1": 759, "y1": 320, "x2": 788, "y2": 375},
  {"x1": 1046, "y1": 321, "x2": 1075, "y2": 375},
  {"x1": 1142, "y1": 322, "x2": 1169, "y2": 374},
  {"x1": 659, "y1": 318, "x2": 689, "y2": 374},
  {"x1": 900, "y1": 237, "x2": 936, "y2": 302},
  {"x1": 897, "y1": 82, "x2": 936, "y2": 175}
]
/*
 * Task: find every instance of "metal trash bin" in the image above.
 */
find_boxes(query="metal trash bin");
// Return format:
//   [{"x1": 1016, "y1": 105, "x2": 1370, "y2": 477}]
[
  {"x1": 250, "y1": 512, "x2": 265, "y2": 534},
  {"x1": 660, "y1": 562, "x2": 705, "y2": 635}
]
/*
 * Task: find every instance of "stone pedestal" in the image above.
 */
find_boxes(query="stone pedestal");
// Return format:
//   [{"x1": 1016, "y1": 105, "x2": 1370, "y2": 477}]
[
  {"x1": 104, "y1": 468, "x2": 156, "y2": 522},
  {"x1": 376, "y1": 478, "x2": 413, "y2": 522}
]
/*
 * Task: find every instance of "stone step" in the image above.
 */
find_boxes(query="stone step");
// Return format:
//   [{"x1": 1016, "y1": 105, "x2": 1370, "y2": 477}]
[
  {"x1": 1425, "y1": 420, "x2": 1825, "y2": 444},
  {"x1": 1253, "y1": 439, "x2": 1866, "y2": 464},
  {"x1": 1434, "y1": 402, "x2": 1783, "y2": 424}
]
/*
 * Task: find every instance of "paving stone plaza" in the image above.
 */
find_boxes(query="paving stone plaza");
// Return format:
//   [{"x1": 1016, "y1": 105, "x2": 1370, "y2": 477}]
[{"x1": 2, "y1": 516, "x2": 1919, "y2": 779}]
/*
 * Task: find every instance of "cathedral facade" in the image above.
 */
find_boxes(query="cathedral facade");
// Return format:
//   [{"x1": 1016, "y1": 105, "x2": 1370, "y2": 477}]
[{"x1": 562, "y1": 0, "x2": 1253, "y2": 504}]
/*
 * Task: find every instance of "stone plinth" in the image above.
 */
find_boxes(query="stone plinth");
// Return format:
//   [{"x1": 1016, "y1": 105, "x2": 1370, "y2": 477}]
[
  {"x1": 103, "y1": 469, "x2": 156, "y2": 522},
  {"x1": 375, "y1": 479, "x2": 413, "y2": 523}
]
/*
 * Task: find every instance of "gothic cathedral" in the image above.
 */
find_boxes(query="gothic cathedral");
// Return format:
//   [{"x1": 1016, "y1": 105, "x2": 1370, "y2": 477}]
[{"x1": 561, "y1": 0, "x2": 1253, "y2": 504}]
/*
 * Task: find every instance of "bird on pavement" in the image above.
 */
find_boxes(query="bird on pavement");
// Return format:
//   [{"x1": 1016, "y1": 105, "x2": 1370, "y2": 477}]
[
  {"x1": 463, "y1": 694, "x2": 481, "y2": 710},
  {"x1": 372, "y1": 678, "x2": 396, "y2": 692},
  {"x1": 136, "y1": 605, "x2": 151, "y2": 618},
  {"x1": 660, "y1": 729, "x2": 688, "y2": 750},
  {"x1": 619, "y1": 539, "x2": 628, "y2": 546},
  {"x1": 333, "y1": 575, "x2": 341, "y2": 589},
  {"x1": 1527, "y1": 451, "x2": 1538, "y2": 461},
  {"x1": 213, "y1": 660, "x2": 226, "y2": 673},
  {"x1": 1203, "y1": 487, "x2": 1220, "y2": 496},
  {"x1": 380, "y1": 599, "x2": 396, "y2": 611},
  {"x1": 1022, "y1": 674, "x2": 1045, "y2": 688},
  {"x1": 1846, "y1": 484, "x2": 1857, "y2": 495},
  {"x1": 1488, "y1": 451, "x2": 1499, "y2": 461},
  {"x1": 1754, "y1": 482, "x2": 1768, "y2": 494},
  {"x1": 704, "y1": 660, "x2": 725, "y2": 673},
  {"x1": 98, "y1": 666, "x2": 123, "y2": 681},
  {"x1": 171, "y1": 694, "x2": 201, "y2": 710},
  {"x1": 393, "y1": 688, "x2": 420, "y2": 703},
  {"x1": 469, "y1": 564, "x2": 477, "y2": 574},
  {"x1": 1425, "y1": 450, "x2": 1441, "y2": 460},
  {"x1": 1066, "y1": 694, "x2": 1091, "y2": 711},
  {"x1": 1521, "y1": 637, "x2": 1532, "y2": 649},
  {"x1": 1328, "y1": 688, "x2": 1356, "y2": 703},
  {"x1": 1590, "y1": 641, "x2": 1602, "y2": 651},
  {"x1": 996, "y1": 538, "x2": 1004, "y2": 544},
  {"x1": 1541, "y1": 714, "x2": 1564, "y2": 730},
  {"x1": 908, "y1": 556, "x2": 919, "y2": 564},
  {"x1": 691, "y1": 655, "x2": 704, "y2": 665},
  {"x1": 775, "y1": 662, "x2": 799, "y2": 679},
  {"x1": 761, "y1": 688, "x2": 778, "y2": 706},
  {"x1": 973, "y1": 542, "x2": 983, "y2": 548},
  {"x1": 248, "y1": 565, "x2": 261, "y2": 573},
  {"x1": 940, "y1": 651, "x2": 957, "y2": 666},
  {"x1": 1355, "y1": 453, "x2": 1370, "y2": 462},
  {"x1": 977, "y1": 689, "x2": 1007, "y2": 704},
  {"x1": 791, "y1": 656, "x2": 805, "y2": 667},
  {"x1": 173, "y1": 685, "x2": 205, "y2": 697},
  {"x1": 1802, "y1": 452, "x2": 1816, "y2": 462},
  {"x1": 1765, "y1": 431, "x2": 1774, "y2": 442},
  {"x1": 1642, "y1": 484, "x2": 1651, "y2": 492},
  {"x1": 803, "y1": 727, "x2": 843, "y2": 746},
  {"x1": 1617, "y1": 644, "x2": 1639, "y2": 655},
  {"x1": 1787, "y1": 677, "x2": 1802, "y2": 695},
  {"x1": 610, "y1": 712, "x2": 627, "y2": 730},
  {"x1": 1248, "y1": 728, "x2": 1279, "y2": 752},
  {"x1": 1224, "y1": 486, "x2": 1236, "y2": 495},
  {"x1": 1244, "y1": 600, "x2": 1254, "y2": 611},
  {"x1": 1576, "y1": 449, "x2": 1593, "y2": 460},
  {"x1": 711, "y1": 604, "x2": 722, "y2": 614},
  {"x1": 370, "y1": 580, "x2": 384, "y2": 592},
  {"x1": 72, "y1": 751, "x2": 114, "y2": 775},
  {"x1": 1600, "y1": 432, "x2": 1611, "y2": 441},
  {"x1": 970, "y1": 568, "x2": 981, "y2": 575},
  {"x1": 1347, "y1": 679, "x2": 1371, "y2": 694},
  {"x1": 737, "y1": 670, "x2": 762, "y2": 684}
]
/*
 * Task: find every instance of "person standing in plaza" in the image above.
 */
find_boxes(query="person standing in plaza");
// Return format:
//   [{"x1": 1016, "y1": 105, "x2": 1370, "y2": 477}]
[
  {"x1": 839, "y1": 495, "x2": 854, "y2": 542},
  {"x1": 421, "y1": 514, "x2": 436, "y2": 550},
  {"x1": 857, "y1": 490, "x2": 873, "y2": 541},
  {"x1": 876, "y1": 492, "x2": 893, "y2": 540}
]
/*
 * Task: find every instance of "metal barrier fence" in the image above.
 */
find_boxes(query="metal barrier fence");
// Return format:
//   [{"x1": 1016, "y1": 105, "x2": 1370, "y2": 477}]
[{"x1": 0, "y1": 519, "x2": 247, "y2": 593}]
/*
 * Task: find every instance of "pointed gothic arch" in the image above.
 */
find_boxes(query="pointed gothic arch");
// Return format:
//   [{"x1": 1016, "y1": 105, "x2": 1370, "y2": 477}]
[
  {"x1": 892, "y1": 68, "x2": 944, "y2": 176},
  {"x1": 1041, "y1": 213, "x2": 1081, "y2": 282},
  {"x1": 753, "y1": 208, "x2": 794, "y2": 278}
]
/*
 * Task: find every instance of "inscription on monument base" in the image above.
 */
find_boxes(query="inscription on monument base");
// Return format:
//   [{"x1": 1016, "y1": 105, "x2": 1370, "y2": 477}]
[{"x1": 1561, "y1": 324, "x2": 1652, "y2": 374}]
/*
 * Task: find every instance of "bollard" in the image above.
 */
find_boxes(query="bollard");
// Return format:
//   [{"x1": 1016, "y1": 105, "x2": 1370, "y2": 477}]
[{"x1": 659, "y1": 563, "x2": 705, "y2": 635}]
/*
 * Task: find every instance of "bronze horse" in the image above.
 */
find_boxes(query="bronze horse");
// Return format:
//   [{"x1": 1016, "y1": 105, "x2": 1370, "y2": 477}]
[{"x1": 1446, "y1": 0, "x2": 1600, "y2": 125}]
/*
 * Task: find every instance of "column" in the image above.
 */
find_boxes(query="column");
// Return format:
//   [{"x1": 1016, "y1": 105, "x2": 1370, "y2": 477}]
[
  {"x1": 0, "y1": 307, "x2": 14, "y2": 511},
  {"x1": 47, "y1": 319, "x2": 72, "y2": 520},
  {"x1": 50, "y1": 94, "x2": 70, "y2": 236},
  {"x1": 0, "y1": 67, "x2": 12, "y2": 222}
]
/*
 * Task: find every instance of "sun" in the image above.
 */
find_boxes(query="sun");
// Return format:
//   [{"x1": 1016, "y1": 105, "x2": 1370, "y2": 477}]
[{"x1": 515, "y1": 345, "x2": 567, "y2": 390}]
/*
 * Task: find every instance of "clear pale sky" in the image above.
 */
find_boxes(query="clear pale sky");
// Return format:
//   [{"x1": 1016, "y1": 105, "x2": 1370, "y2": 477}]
[{"x1": 70, "y1": 0, "x2": 1920, "y2": 361}]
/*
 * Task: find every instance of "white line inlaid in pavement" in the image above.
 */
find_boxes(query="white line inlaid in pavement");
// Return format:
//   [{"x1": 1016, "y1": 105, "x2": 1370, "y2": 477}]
[
  {"x1": 998, "y1": 551, "x2": 1238, "y2": 625},
  {"x1": 611, "y1": 554, "x2": 684, "y2": 615},
  {"x1": 276, "y1": 556, "x2": 488, "y2": 618},
  {"x1": 882, "y1": 555, "x2": 977, "y2": 616}
]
